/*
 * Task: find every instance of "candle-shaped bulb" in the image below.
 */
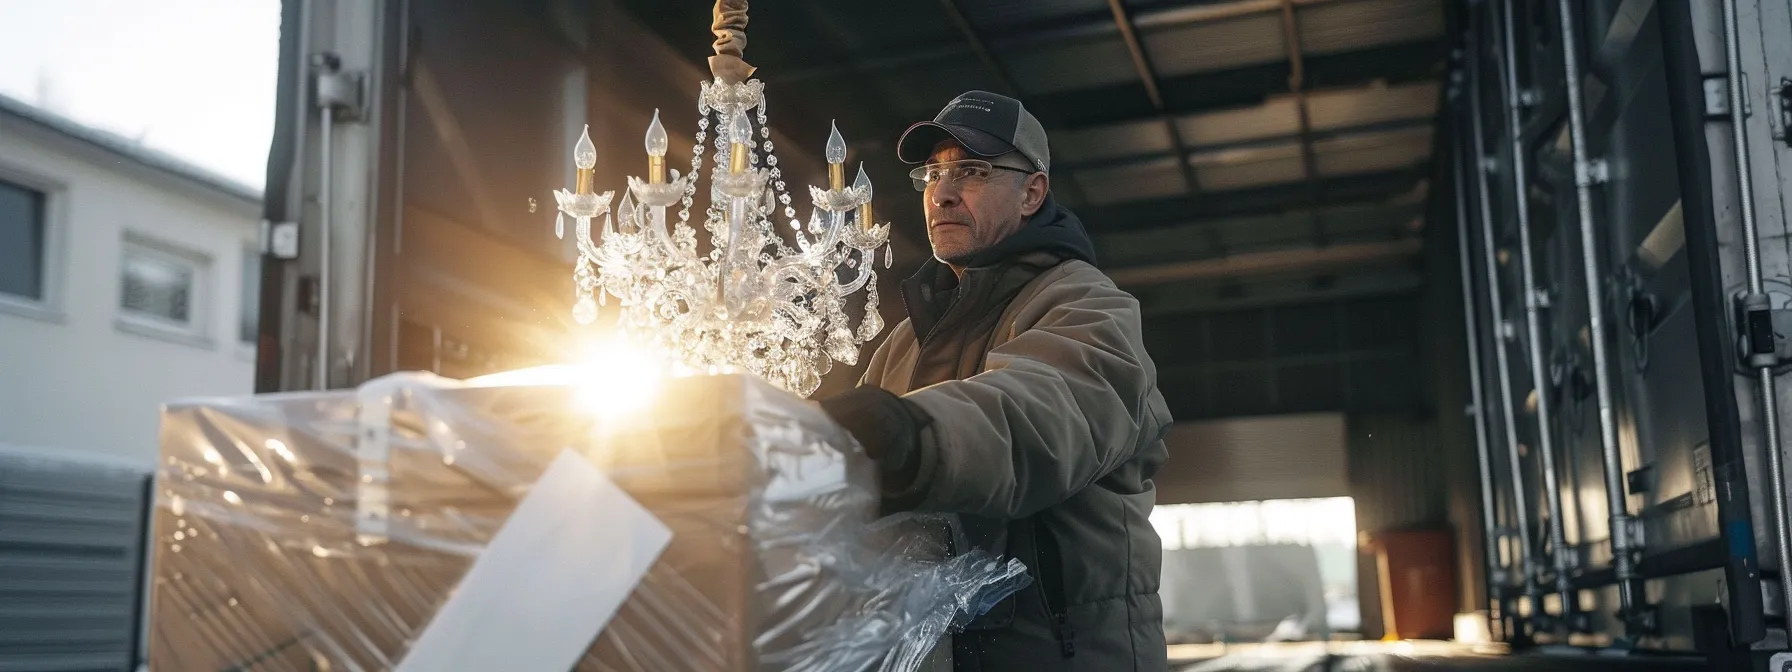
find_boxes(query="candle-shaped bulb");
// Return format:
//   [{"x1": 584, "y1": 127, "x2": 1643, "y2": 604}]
[
  {"x1": 574, "y1": 125, "x2": 597, "y2": 170},
  {"x1": 729, "y1": 110, "x2": 753, "y2": 146},
  {"x1": 644, "y1": 109, "x2": 667, "y2": 157},
  {"x1": 853, "y1": 162, "x2": 872, "y2": 198},
  {"x1": 825, "y1": 120, "x2": 847, "y2": 164}
]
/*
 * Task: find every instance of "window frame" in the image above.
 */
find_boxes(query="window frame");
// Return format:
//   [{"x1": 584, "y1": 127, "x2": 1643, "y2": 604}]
[
  {"x1": 0, "y1": 163, "x2": 69, "y2": 323},
  {"x1": 114, "y1": 230, "x2": 215, "y2": 349}
]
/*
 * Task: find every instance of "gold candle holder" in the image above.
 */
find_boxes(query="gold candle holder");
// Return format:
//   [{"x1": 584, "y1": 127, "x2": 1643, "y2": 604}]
[
  {"x1": 853, "y1": 162, "x2": 873, "y2": 231},
  {"x1": 730, "y1": 144, "x2": 749, "y2": 174},
  {"x1": 649, "y1": 155, "x2": 666, "y2": 184}
]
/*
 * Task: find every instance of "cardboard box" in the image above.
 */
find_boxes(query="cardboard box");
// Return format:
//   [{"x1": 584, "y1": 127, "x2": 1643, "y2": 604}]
[{"x1": 148, "y1": 373, "x2": 876, "y2": 671}]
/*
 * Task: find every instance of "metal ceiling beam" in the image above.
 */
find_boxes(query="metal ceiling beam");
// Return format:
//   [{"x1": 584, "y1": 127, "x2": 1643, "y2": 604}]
[
  {"x1": 1095, "y1": 198, "x2": 1424, "y2": 262},
  {"x1": 1106, "y1": 0, "x2": 1222, "y2": 254},
  {"x1": 1082, "y1": 166, "x2": 1428, "y2": 229},
  {"x1": 1108, "y1": 238, "x2": 1422, "y2": 287},
  {"x1": 1032, "y1": 40, "x2": 1446, "y2": 129},
  {"x1": 1057, "y1": 116, "x2": 1434, "y2": 173},
  {"x1": 782, "y1": 0, "x2": 1355, "y2": 82},
  {"x1": 1277, "y1": 0, "x2": 1325, "y2": 245}
]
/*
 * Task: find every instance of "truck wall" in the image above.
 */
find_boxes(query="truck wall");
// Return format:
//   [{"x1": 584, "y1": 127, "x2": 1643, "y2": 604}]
[{"x1": 1452, "y1": 0, "x2": 1792, "y2": 657}]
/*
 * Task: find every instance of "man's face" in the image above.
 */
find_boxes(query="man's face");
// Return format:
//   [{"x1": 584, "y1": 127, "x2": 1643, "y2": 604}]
[{"x1": 922, "y1": 142, "x2": 1047, "y2": 269}]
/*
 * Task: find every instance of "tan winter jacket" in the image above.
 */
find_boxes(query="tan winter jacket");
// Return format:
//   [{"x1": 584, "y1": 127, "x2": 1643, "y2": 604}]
[{"x1": 860, "y1": 249, "x2": 1173, "y2": 672}]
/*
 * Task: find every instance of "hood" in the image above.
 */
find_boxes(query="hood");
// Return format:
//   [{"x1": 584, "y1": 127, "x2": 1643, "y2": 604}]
[
  {"x1": 959, "y1": 193, "x2": 1097, "y2": 269},
  {"x1": 899, "y1": 194, "x2": 1098, "y2": 336}
]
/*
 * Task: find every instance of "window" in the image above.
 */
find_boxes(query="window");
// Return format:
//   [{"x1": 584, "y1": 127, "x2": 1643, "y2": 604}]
[
  {"x1": 0, "y1": 179, "x2": 46, "y2": 301},
  {"x1": 239, "y1": 246, "x2": 261, "y2": 344},
  {"x1": 117, "y1": 233, "x2": 211, "y2": 346}
]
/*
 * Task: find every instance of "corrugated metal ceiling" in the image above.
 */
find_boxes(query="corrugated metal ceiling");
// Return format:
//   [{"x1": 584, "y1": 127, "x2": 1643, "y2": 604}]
[{"x1": 616, "y1": 0, "x2": 1451, "y2": 312}]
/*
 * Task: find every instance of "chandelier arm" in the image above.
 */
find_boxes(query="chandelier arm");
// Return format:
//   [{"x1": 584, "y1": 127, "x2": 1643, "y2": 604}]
[{"x1": 709, "y1": 0, "x2": 755, "y2": 84}]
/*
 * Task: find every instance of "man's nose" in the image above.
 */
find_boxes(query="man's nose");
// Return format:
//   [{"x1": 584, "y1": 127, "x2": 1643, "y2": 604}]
[{"x1": 929, "y1": 181, "x2": 962, "y2": 208}]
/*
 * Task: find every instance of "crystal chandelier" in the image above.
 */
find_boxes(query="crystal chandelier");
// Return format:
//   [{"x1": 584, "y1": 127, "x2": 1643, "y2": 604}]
[{"x1": 552, "y1": 0, "x2": 890, "y2": 396}]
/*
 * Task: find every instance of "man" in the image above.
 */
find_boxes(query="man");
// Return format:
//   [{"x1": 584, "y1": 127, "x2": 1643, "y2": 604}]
[{"x1": 819, "y1": 91, "x2": 1173, "y2": 671}]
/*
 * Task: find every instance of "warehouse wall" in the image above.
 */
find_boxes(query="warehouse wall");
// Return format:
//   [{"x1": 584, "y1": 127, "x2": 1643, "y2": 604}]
[
  {"x1": 1344, "y1": 93, "x2": 1487, "y2": 640},
  {"x1": 1424, "y1": 136, "x2": 1488, "y2": 629}
]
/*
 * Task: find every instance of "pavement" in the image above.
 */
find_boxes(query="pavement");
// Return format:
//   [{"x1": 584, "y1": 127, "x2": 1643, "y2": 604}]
[{"x1": 1169, "y1": 641, "x2": 1708, "y2": 672}]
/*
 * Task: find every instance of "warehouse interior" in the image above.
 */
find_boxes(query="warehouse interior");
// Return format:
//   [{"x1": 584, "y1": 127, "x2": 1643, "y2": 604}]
[
  {"x1": 602, "y1": 0, "x2": 1486, "y2": 649},
  {"x1": 101, "y1": 0, "x2": 1770, "y2": 668}
]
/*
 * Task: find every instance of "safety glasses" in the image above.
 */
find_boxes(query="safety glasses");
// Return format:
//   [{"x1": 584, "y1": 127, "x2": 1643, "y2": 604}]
[{"x1": 908, "y1": 159, "x2": 1035, "y2": 192}]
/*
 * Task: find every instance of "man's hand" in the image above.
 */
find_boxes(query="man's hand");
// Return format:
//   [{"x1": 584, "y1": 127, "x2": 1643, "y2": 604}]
[{"x1": 816, "y1": 386, "x2": 928, "y2": 495}]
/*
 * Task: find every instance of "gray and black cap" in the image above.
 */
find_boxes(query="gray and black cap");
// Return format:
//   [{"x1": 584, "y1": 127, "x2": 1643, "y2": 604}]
[{"x1": 897, "y1": 90, "x2": 1050, "y2": 174}]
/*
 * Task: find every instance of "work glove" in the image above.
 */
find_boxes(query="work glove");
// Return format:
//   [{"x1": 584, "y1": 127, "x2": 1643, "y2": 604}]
[{"x1": 816, "y1": 386, "x2": 928, "y2": 496}]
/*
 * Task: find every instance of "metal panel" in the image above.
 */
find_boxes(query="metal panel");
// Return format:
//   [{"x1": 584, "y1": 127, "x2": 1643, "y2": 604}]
[
  {"x1": 1196, "y1": 152, "x2": 1309, "y2": 191},
  {"x1": 1142, "y1": 13, "x2": 1287, "y2": 77},
  {"x1": 1053, "y1": 118, "x2": 1175, "y2": 164},
  {"x1": 1311, "y1": 127, "x2": 1434, "y2": 177},
  {"x1": 1000, "y1": 37, "x2": 1141, "y2": 94},
  {"x1": 0, "y1": 446, "x2": 152, "y2": 672},
  {"x1": 1305, "y1": 81, "x2": 1440, "y2": 131},
  {"x1": 958, "y1": 0, "x2": 1104, "y2": 29},
  {"x1": 1072, "y1": 158, "x2": 1191, "y2": 205},
  {"x1": 1347, "y1": 413, "x2": 1447, "y2": 534},
  {"x1": 1178, "y1": 97, "x2": 1304, "y2": 146},
  {"x1": 1295, "y1": 0, "x2": 1445, "y2": 55},
  {"x1": 1154, "y1": 414, "x2": 1349, "y2": 505}
]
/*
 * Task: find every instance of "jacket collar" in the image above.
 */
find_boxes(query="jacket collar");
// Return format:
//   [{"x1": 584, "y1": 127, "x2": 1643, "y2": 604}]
[{"x1": 900, "y1": 195, "x2": 1097, "y2": 341}]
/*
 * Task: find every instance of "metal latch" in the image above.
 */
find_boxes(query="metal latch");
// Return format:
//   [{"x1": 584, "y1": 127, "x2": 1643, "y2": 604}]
[
  {"x1": 1704, "y1": 75, "x2": 1731, "y2": 118},
  {"x1": 260, "y1": 219, "x2": 299, "y2": 260},
  {"x1": 1733, "y1": 291, "x2": 1792, "y2": 370},
  {"x1": 311, "y1": 53, "x2": 366, "y2": 121},
  {"x1": 1575, "y1": 158, "x2": 1610, "y2": 186},
  {"x1": 1777, "y1": 78, "x2": 1792, "y2": 147}
]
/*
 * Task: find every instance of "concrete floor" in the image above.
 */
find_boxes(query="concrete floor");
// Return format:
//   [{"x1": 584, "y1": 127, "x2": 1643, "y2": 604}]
[{"x1": 1169, "y1": 641, "x2": 1708, "y2": 672}]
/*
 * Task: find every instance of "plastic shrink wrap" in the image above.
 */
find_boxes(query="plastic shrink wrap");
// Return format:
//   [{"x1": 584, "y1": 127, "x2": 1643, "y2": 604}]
[{"x1": 147, "y1": 371, "x2": 1028, "y2": 671}]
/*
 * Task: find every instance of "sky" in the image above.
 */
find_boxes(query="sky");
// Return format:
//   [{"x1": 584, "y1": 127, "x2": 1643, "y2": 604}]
[{"x1": 0, "y1": 0, "x2": 282, "y2": 190}]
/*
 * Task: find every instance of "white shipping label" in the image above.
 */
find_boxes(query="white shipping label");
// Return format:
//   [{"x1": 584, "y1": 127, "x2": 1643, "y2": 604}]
[{"x1": 396, "y1": 449, "x2": 672, "y2": 672}]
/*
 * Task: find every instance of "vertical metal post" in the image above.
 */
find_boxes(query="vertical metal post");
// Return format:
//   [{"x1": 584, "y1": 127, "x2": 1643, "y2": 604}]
[
  {"x1": 1468, "y1": 4, "x2": 1539, "y2": 631},
  {"x1": 1452, "y1": 96, "x2": 1505, "y2": 620},
  {"x1": 1498, "y1": 0, "x2": 1575, "y2": 621},
  {"x1": 1553, "y1": 0, "x2": 1639, "y2": 622},
  {"x1": 1720, "y1": 0, "x2": 1792, "y2": 617},
  {"x1": 317, "y1": 108, "x2": 334, "y2": 391}
]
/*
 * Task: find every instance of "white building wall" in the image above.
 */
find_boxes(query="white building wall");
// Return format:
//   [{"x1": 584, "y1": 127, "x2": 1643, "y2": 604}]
[{"x1": 0, "y1": 115, "x2": 259, "y2": 467}]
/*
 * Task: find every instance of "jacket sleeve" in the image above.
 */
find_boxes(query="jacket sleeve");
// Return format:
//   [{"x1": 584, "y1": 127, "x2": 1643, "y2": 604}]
[{"x1": 887, "y1": 267, "x2": 1170, "y2": 519}]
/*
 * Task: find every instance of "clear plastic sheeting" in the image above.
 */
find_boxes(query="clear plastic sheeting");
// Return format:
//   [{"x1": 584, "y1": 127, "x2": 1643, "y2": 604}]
[{"x1": 148, "y1": 370, "x2": 1028, "y2": 671}]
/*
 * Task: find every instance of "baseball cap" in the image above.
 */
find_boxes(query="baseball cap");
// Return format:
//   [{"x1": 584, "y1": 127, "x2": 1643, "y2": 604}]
[{"x1": 897, "y1": 90, "x2": 1050, "y2": 174}]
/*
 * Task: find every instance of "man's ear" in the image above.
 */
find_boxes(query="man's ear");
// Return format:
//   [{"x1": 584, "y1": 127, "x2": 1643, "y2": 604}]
[{"x1": 1020, "y1": 173, "x2": 1050, "y2": 216}]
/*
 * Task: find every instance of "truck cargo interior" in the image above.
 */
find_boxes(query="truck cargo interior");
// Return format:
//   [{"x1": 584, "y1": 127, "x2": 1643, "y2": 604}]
[{"x1": 14, "y1": 0, "x2": 1792, "y2": 670}]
